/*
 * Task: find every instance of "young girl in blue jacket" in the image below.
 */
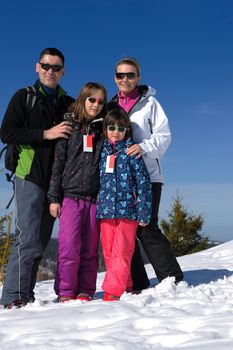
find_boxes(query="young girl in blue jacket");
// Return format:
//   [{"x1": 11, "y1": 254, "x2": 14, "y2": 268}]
[
  {"x1": 96, "y1": 109, "x2": 152, "y2": 301},
  {"x1": 48, "y1": 82, "x2": 107, "y2": 302}
]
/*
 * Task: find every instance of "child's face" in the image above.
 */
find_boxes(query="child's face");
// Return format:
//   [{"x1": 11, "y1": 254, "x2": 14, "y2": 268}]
[
  {"x1": 107, "y1": 124, "x2": 127, "y2": 143},
  {"x1": 85, "y1": 90, "x2": 105, "y2": 120}
]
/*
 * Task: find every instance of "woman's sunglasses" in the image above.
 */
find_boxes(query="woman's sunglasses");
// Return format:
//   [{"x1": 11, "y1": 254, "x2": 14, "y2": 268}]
[
  {"x1": 107, "y1": 125, "x2": 127, "y2": 133},
  {"x1": 87, "y1": 97, "x2": 105, "y2": 105},
  {"x1": 115, "y1": 72, "x2": 137, "y2": 80}
]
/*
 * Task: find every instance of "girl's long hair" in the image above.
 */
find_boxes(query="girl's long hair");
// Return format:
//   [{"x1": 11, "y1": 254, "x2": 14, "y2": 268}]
[{"x1": 71, "y1": 82, "x2": 108, "y2": 123}]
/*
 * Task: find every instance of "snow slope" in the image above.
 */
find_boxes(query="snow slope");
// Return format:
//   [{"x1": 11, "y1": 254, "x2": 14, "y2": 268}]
[{"x1": 1, "y1": 241, "x2": 233, "y2": 349}]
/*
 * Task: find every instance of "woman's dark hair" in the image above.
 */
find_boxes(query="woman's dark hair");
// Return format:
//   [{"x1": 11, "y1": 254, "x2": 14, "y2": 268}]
[
  {"x1": 39, "y1": 48, "x2": 65, "y2": 66},
  {"x1": 72, "y1": 82, "x2": 108, "y2": 123},
  {"x1": 103, "y1": 109, "x2": 131, "y2": 140}
]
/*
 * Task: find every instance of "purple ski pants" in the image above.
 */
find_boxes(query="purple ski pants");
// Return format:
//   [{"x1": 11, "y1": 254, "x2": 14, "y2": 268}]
[{"x1": 54, "y1": 197, "x2": 99, "y2": 297}]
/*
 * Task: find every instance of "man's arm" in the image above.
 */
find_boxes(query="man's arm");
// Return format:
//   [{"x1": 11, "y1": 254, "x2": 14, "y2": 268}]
[
  {"x1": 43, "y1": 121, "x2": 72, "y2": 140},
  {"x1": 1, "y1": 89, "x2": 72, "y2": 145}
]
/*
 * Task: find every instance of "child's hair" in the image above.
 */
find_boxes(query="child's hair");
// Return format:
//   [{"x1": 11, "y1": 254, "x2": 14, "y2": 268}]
[
  {"x1": 72, "y1": 82, "x2": 108, "y2": 123},
  {"x1": 103, "y1": 109, "x2": 132, "y2": 140}
]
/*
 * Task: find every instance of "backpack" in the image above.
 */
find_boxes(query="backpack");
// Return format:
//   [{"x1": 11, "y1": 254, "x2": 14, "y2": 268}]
[{"x1": 0, "y1": 86, "x2": 37, "y2": 208}]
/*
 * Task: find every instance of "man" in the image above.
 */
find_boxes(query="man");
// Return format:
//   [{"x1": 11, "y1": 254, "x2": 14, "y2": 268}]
[
  {"x1": 0, "y1": 48, "x2": 74, "y2": 308},
  {"x1": 109, "y1": 57, "x2": 183, "y2": 291}
]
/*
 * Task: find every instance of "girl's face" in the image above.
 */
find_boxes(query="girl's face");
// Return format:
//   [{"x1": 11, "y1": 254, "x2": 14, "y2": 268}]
[
  {"x1": 85, "y1": 90, "x2": 105, "y2": 120},
  {"x1": 114, "y1": 64, "x2": 140, "y2": 95},
  {"x1": 107, "y1": 124, "x2": 127, "y2": 143}
]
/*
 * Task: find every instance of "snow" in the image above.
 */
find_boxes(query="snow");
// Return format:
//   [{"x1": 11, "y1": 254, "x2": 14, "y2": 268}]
[{"x1": 1, "y1": 241, "x2": 233, "y2": 349}]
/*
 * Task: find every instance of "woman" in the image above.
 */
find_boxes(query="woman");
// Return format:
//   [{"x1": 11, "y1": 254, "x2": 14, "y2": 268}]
[{"x1": 108, "y1": 57, "x2": 183, "y2": 290}]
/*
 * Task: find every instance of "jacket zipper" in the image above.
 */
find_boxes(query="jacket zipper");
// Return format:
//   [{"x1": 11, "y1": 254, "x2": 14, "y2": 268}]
[
  {"x1": 128, "y1": 95, "x2": 143, "y2": 115},
  {"x1": 156, "y1": 158, "x2": 162, "y2": 175},
  {"x1": 148, "y1": 118, "x2": 153, "y2": 134}
]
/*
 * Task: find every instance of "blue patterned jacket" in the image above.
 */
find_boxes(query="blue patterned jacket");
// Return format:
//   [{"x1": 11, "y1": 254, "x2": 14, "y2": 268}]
[{"x1": 96, "y1": 138, "x2": 152, "y2": 224}]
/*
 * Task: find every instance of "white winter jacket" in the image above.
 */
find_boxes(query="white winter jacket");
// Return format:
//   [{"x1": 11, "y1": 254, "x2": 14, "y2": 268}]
[{"x1": 109, "y1": 85, "x2": 171, "y2": 183}]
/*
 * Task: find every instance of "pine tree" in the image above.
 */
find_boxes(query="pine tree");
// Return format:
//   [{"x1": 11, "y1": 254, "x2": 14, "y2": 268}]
[
  {"x1": 160, "y1": 194, "x2": 209, "y2": 256},
  {"x1": 0, "y1": 212, "x2": 14, "y2": 283}
]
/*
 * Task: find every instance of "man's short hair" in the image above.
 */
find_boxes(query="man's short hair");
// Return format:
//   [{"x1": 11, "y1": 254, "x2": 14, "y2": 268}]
[{"x1": 39, "y1": 48, "x2": 65, "y2": 66}]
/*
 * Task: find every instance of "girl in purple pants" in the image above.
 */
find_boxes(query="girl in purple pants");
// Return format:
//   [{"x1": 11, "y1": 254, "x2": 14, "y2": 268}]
[{"x1": 48, "y1": 82, "x2": 107, "y2": 302}]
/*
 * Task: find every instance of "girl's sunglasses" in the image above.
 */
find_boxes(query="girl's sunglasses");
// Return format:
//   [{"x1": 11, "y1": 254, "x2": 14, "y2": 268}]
[
  {"x1": 107, "y1": 125, "x2": 127, "y2": 133},
  {"x1": 87, "y1": 97, "x2": 105, "y2": 105}
]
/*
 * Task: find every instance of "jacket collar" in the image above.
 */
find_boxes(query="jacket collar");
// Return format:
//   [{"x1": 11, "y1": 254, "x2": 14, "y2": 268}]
[
  {"x1": 104, "y1": 138, "x2": 132, "y2": 152},
  {"x1": 111, "y1": 85, "x2": 149, "y2": 103},
  {"x1": 34, "y1": 80, "x2": 67, "y2": 98}
]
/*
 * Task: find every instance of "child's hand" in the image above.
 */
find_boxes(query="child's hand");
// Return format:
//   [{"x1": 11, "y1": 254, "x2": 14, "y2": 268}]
[
  {"x1": 138, "y1": 222, "x2": 147, "y2": 227},
  {"x1": 49, "y1": 203, "x2": 61, "y2": 218}
]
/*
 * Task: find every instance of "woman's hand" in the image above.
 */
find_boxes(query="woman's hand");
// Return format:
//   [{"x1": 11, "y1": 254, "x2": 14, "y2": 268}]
[{"x1": 126, "y1": 144, "x2": 143, "y2": 158}]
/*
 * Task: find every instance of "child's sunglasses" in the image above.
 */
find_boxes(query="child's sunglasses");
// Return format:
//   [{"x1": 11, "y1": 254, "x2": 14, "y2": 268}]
[
  {"x1": 107, "y1": 125, "x2": 127, "y2": 133},
  {"x1": 87, "y1": 97, "x2": 105, "y2": 105}
]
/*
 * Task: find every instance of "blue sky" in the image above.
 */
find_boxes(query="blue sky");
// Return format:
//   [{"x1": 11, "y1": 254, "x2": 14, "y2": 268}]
[{"x1": 0, "y1": 0, "x2": 233, "y2": 242}]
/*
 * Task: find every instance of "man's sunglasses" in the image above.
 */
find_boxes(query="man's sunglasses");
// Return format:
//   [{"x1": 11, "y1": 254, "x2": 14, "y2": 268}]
[
  {"x1": 39, "y1": 62, "x2": 63, "y2": 72},
  {"x1": 87, "y1": 97, "x2": 105, "y2": 105},
  {"x1": 115, "y1": 72, "x2": 137, "y2": 80},
  {"x1": 107, "y1": 125, "x2": 127, "y2": 133}
]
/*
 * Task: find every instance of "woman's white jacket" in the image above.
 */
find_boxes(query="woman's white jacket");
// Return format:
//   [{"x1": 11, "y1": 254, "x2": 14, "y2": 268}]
[
  {"x1": 130, "y1": 85, "x2": 171, "y2": 183},
  {"x1": 109, "y1": 85, "x2": 171, "y2": 183}
]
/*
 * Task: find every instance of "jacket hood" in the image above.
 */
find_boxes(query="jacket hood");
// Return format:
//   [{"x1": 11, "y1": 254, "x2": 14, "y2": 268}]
[{"x1": 138, "y1": 85, "x2": 156, "y2": 98}]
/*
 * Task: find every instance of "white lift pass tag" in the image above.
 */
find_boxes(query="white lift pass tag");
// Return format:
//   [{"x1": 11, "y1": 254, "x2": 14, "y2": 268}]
[
  {"x1": 105, "y1": 155, "x2": 116, "y2": 173},
  {"x1": 83, "y1": 135, "x2": 93, "y2": 152}
]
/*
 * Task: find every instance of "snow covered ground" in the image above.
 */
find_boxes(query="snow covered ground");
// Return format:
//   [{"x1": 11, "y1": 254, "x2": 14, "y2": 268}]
[{"x1": 1, "y1": 241, "x2": 233, "y2": 349}]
